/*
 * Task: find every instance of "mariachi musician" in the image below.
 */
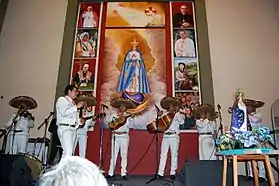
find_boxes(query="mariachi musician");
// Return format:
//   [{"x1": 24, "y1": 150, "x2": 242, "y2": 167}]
[
  {"x1": 104, "y1": 97, "x2": 136, "y2": 180},
  {"x1": 5, "y1": 96, "x2": 37, "y2": 154},
  {"x1": 74, "y1": 95, "x2": 97, "y2": 158},
  {"x1": 193, "y1": 104, "x2": 218, "y2": 160},
  {"x1": 156, "y1": 96, "x2": 185, "y2": 180}
]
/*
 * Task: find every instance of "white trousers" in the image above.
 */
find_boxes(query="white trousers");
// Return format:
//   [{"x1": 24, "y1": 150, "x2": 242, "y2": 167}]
[
  {"x1": 158, "y1": 135, "x2": 179, "y2": 176},
  {"x1": 8, "y1": 133, "x2": 28, "y2": 154},
  {"x1": 108, "y1": 135, "x2": 129, "y2": 176},
  {"x1": 247, "y1": 161, "x2": 266, "y2": 178},
  {"x1": 198, "y1": 135, "x2": 216, "y2": 160},
  {"x1": 57, "y1": 126, "x2": 77, "y2": 159},
  {"x1": 74, "y1": 134, "x2": 87, "y2": 158}
]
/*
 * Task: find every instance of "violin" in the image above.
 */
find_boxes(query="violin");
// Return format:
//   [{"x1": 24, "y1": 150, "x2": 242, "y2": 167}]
[
  {"x1": 22, "y1": 111, "x2": 34, "y2": 120},
  {"x1": 78, "y1": 113, "x2": 106, "y2": 128}
]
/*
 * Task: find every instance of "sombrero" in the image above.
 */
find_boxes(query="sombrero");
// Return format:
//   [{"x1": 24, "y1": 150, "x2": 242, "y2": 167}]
[
  {"x1": 75, "y1": 95, "x2": 97, "y2": 106},
  {"x1": 192, "y1": 103, "x2": 215, "y2": 119},
  {"x1": 110, "y1": 97, "x2": 136, "y2": 110},
  {"x1": 243, "y1": 99, "x2": 265, "y2": 108},
  {"x1": 160, "y1": 96, "x2": 181, "y2": 110},
  {"x1": 9, "y1": 96, "x2": 37, "y2": 110}
]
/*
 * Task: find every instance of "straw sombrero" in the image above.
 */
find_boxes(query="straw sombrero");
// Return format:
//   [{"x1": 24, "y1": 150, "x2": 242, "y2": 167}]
[
  {"x1": 75, "y1": 95, "x2": 97, "y2": 106},
  {"x1": 192, "y1": 103, "x2": 215, "y2": 119},
  {"x1": 243, "y1": 99, "x2": 265, "y2": 108},
  {"x1": 160, "y1": 96, "x2": 181, "y2": 110},
  {"x1": 9, "y1": 96, "x2": 37, "y2": 110},
  {"x1": 110, "y1": 97, "x2": 136, "y2": 110}
]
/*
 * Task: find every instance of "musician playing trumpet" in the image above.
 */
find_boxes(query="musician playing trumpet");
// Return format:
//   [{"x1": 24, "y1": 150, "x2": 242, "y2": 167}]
[
  {"x1": 5, "y1": 108, "x2": 34, "y2": 154},
  {"x1": 102, "y1": 98, "x2": 136, "y2": 180},
  {"x1": 157, "y1": 97, "x2": 185, "y2": 180},
  {"x1": 193, "y1": 104, "x2": 217, "y2": 160}
]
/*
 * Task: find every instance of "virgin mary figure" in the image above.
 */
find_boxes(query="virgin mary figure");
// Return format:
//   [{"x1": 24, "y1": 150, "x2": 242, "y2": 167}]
[
  {"x1": 117, "y1": 38, "x2": 151, "y2": 94},
  {"x1": 230, "y1": 90, "x2": 251, "y2": 132}
]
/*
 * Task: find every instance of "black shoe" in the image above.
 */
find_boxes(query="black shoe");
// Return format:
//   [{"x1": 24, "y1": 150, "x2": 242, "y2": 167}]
[
  {"x1": 157, "y1": 174, "x2": 164, "y2": 179},
  {"x1": 121, "y1": 175, "x2": 128, "y2": 180},
  {"x1": 246, "y1": 176, "x2": 253, "y2": 180},
  {"x1": 170, "y1": 175, "x2": 176, "y2": 180},
  {"x1": 106, "y1": 175, "x2": 115, "y2": 180},
  {"x1": 259, "y1": 177, "x2": 266, "y2": 182}
]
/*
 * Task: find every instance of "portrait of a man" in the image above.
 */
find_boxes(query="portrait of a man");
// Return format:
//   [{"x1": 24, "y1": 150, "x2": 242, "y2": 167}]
[
  {"x1": 173, "y1": 4, "x2": 194, "y2": 28},
  {"x1": 72, "y1": 63, "x2": 94, "y2": 90},
  {"x1": 77, "y1": 3, "x2": 101, "y2": 28},
  {"x1": 82, "y1": 6, "x2": 99, "y2": 28},
  {"x1": 174, "y1": 30, "x2": 196, "y2": 58}
]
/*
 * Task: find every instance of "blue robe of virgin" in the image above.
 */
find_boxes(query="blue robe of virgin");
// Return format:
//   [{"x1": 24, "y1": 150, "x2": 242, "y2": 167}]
[
  {"x1": 117, "y1": 49, "x2": 151, "y2": 93},
  {"x1": 231, "y1": 105, "x2": 251, "y2": 131}
]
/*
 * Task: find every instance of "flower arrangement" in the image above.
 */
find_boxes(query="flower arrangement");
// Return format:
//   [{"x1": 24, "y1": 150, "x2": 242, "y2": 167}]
[{"x1": 215, "y1": 127, "x2": 273, "y2": 151}]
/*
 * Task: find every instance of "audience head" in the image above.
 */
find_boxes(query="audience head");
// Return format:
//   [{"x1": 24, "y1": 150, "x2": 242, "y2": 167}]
[{"x1": 38, "y1": 156, "x2": 108, "y2": 186}]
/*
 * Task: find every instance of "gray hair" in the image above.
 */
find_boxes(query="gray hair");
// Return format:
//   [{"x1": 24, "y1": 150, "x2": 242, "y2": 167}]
[{"x1": 38, "y1": 156, "x2": 108, "y2": 186}]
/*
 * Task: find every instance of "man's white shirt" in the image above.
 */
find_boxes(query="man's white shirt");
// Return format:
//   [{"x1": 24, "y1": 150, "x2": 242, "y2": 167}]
[{"x1": 56, "y1": 96, "x2": 78, "y2": 126}]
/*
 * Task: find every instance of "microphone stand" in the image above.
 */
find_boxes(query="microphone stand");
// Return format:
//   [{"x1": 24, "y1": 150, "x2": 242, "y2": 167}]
[
  {"x1": 99, "y1": 105, "x2": 105, "y2": 171},
  {"x1": 37, "y1": 112, "x2": 54, "y2": 166},
  {"x1": 146, "y1": 106, "x2": 160, "y2": 184}
]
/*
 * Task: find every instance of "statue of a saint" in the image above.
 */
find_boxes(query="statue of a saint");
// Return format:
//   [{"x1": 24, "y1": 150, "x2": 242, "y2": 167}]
[
  {"x1": 230, "y1": 90, "x2": 251, "y2": 132},
  {"x1": 117, "y1": 37, "x2": 151, "y2": 94}
]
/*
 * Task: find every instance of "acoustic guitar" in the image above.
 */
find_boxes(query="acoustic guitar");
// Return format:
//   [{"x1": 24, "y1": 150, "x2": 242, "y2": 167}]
[
  {"x1": 109, "y1": 115, "x2": 131, "y2": 131},
  {"x1": 146, "y1": 112, "x2": 175, "y2": 134}
]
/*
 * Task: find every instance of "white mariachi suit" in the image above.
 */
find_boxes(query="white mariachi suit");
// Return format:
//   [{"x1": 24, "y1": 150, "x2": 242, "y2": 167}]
[
  {"x1": 247, "y1": 112, "x2": 266, "y2": 179},
  {"x1": 5, "y1": 114, "x2": 34, "y2": 154},
  {"x1": 56, "y1": 96, "x2": 79, "y2": 159},
  {"x1": 74, "y1": 110, "x2": 94, "y2": 158},
  {"x1": 196, "y1": 118, "x2": 217, "y2": 160},
  {"x1": 158, "y1": 112, "x2": 185, "y2": 176},
  {"x1": 105, "y1": 112, "x2": 135, "y2": 177}
]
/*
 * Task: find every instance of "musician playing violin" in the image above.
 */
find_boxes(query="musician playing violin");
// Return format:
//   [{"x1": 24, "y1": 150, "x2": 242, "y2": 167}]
[
  {"x1": 103, "y1": 97, "x2": 136, "y2": 180},
  {"x1": 5, "y1": 107, "x2": 35, "y2": 154},
  {"x1": 157, "y1": 97, "x2": 185, "y2": 180},
  {"x1": 193, "y1": 104, "x2": 217, "y2": 160},
  {"x1": 74, "y1": 101, "x2": 94, "y2": 159}
]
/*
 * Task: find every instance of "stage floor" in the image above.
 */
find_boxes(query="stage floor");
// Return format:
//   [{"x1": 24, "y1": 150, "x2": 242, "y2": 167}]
[{"x1": 105, "y1": 175, "x2": 277, "y2": 186}]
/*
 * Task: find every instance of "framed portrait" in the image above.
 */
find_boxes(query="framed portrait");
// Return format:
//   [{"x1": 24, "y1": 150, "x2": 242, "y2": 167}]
[
  {"x1": 106, "y1": 2, "x2": 166, "y2": 28},
  {"x1": 172, "y1": 2, "x2": 194, "y2": 29},
  {"x1": 71, "y1": 59, "x2": 96, "y2": 91},
  {"x1": 173, "y1": 58, "x2": 199, "y2": 91},
  {"x1": 75, "y1": 29, "x2": 98, "y2": 58},
  {"x1": 173, "y1": 29, "x2": 196, "y2": 58},
  {"x1": 77, "y1": 2, "x2": 101, "y2": 28}
]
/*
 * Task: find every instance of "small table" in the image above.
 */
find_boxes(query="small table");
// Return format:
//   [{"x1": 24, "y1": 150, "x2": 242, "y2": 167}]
[{"x1": 215, "y1": 149, "x2": 279, "y2": 186}]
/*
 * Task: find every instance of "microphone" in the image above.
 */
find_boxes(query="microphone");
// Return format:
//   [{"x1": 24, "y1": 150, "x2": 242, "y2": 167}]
[
  {"x1": 0, "y1": 96, "x2": 3, "y2": 99},
  {"x1": 217, "y1": 104, "x2": 221, "y2": 110},
  {"x1": 50, "y1": 112, "x2": 54, "y2": 115}
]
